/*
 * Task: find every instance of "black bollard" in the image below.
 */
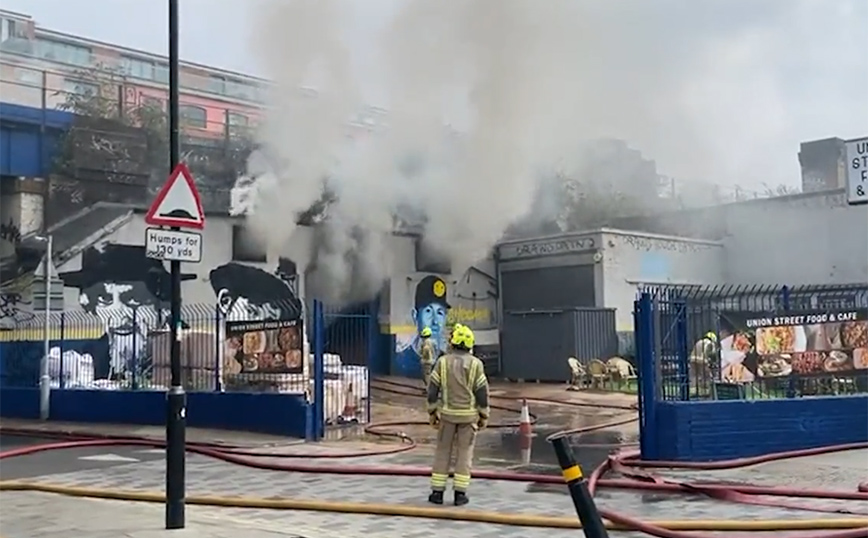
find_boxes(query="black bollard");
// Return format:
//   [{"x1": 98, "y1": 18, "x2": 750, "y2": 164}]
[{"x1": 549, "y1": 433, "x2": 610, "y2": 538}]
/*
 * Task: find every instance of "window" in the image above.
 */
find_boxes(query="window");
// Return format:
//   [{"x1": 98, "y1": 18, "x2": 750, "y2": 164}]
[
  {"x1": 179, "y1": 105, "x2": 207, "y2": 129},
  {"x1": 15, "y1": 67, "x2": 40, "y2": 86},
  {"x1": 1, "y1": 18, "x2": 28, "y2": 41},
  {"x1": 63, "y1": 78, "x2": 98, "y2": 97},
  {"x1": 221, "y1": 78, "x2": 262, "y2": 102},
  {"x1": 154, "y1": 64, "x2": 169, "y2": 84},
  {"x1": 227, "y1": 112, "x2": 248, "y2": 127},
  {"x1": 207, "y1": 75, "x2": 226, "y2": 95},
  {"x1": 120, "y1": 56, "x2": 154, "y2": 80},
  {"x1": 231, "y1": 225, "x2": 267, "y2": 262},
  {"x1": 35, "y1": 38, "x2": 91, "y2": 66}
]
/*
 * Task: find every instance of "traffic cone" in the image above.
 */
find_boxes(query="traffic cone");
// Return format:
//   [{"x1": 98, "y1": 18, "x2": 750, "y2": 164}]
[
  {"x1": 341, "y1": 382, "x2": 358, "y2": 423},
  {"x1": 519, "y1": 429, "x2": 533, "y2": 465},
  {"x1": 519, "y1": 399, "x2": 533, "y2": 437},
  {"x1": 518, "y1": 399, "x2": 533, "y2": 465}
]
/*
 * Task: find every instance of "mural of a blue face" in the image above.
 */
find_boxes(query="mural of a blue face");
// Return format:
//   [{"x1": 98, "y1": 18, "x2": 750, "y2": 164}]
[
  {"x1": 394, "y1": 275, "x2": 451, "y2": 378},
  {"x1": 412, "y1": 279, "x2": 450, "y2": 354}
]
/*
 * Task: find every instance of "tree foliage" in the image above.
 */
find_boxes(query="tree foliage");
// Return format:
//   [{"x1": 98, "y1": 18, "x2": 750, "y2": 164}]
[{"x1": 52, "y1": 63, "x2": 255, "y2": 213}]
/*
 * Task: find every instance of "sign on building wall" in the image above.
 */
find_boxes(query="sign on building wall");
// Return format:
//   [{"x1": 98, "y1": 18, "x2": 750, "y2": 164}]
[
  {"x1": 845, "y1": 136, "x2": 868, "y2": 205},
  {"x1": 498, "y1": 235, "x2": 597, "y2": 260},
  {"x1": 224, "y1": 318, "x2": 304, "y2": 374},
  {"x1": 717, "y1": 309, "x2": 868, "y2": 383}
]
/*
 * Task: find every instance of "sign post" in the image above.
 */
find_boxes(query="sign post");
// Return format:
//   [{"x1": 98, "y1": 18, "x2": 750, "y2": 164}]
[
  {"x1": 150, "y1": 0, "x2": 203, "y2": 528},
  {"x1": 845, "y1": 136, "x2": 868, "y2": 206}
]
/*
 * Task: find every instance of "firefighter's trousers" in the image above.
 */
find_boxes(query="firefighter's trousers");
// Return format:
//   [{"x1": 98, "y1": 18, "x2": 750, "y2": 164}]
[{"x1": 430, "y1": 420, "x2": 477, "y2": 493}]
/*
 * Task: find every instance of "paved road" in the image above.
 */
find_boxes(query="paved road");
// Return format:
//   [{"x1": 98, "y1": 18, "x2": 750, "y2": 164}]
[{"x1": 0, "y1": 434, "x2": 164, "y2": 480}]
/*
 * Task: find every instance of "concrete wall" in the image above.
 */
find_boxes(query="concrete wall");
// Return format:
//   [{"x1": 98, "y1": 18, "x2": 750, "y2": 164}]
[
  {"x1": 599, "y1": 229, "x2": 724, "y2": 330},
  {"x1": 653, "y1": 395, "x2": 868, "y2": 461},
  {"x1": 724, "y1": 201, "x2": 868, "y2": 285},
  {"x1": 495, "y1": 230, "x2": 724, "y2": 332}
]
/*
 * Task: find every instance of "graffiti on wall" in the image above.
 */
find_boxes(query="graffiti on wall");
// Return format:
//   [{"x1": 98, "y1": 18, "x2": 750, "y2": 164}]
[
  {"x1": 58, "y1": 244, "x2": 197, "y2": 382},
  {"x1": 393, "y1": 272, "x2": 495, "y2": 378},
  {"x1": 1, "y1": 218, "x2": 34, "y2": 327},
  {"x1": 209, "y1": 258, "x2": 303, "y2": 377},
  {"x1": 0, "y1": 292, "x2": 35, "y2": 326},
  {"x1": 394, "y1": 275, "x2": 451, "y2": 377},
  {"x1": 0, "y1": 219, "x2": 22, "y2": 246},
  {"x1": 209, "y1": 258, "x2": 302, "y2": 322}
]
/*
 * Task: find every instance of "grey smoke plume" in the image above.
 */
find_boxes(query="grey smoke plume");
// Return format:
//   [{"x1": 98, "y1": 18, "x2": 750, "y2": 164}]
[{"x1": 235, "y1": 0, "x2": 868, "y2": 302}]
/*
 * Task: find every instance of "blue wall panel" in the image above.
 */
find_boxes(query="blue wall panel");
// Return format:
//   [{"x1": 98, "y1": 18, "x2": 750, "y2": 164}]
[
  {"x1": 654, "y1": 396, "x2": 868, "y2": 461},
  {"x1": 0, "y1": 102, "x2": 72, "y2": 177},
  {"x1": 0, "y1": 387, "x2": 312, "y2": 439}
]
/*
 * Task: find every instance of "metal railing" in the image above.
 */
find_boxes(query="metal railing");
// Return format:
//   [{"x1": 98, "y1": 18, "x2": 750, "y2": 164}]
[
  {"x1": 0, "y1": 299, "x2": 376, "y2": 426},
  {"x1": 639, "y1": 283, "x2": 868, "y2": 400}
]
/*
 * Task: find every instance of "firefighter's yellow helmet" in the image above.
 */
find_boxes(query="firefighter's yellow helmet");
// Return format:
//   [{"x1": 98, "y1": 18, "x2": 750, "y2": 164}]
[
  {"x1": 450, "y1": 324, "x2": 475, "y2": 350},
  {"x1": 705, "y1": 331, "x2": 718, "y2": 342},
  {"x1": 420, "y1": 327, "x2": 432, "y2": 338}
]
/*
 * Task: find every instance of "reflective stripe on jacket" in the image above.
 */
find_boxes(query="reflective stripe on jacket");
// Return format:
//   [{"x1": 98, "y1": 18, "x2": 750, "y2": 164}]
[{"x1": 426, "y1": 350, "x2": 490, "y2": 423}]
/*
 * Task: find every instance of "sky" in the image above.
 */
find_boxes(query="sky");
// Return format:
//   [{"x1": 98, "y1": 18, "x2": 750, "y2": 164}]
[{"x1": 4, "y1": 0, "x2": 868, "y2": 190}]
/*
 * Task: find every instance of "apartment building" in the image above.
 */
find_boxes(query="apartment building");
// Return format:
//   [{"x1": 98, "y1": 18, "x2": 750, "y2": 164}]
[
  {"x1": 0, "y1": 8, "x2": 391, "y2": 139},
  {"x1": 0, "y1": 8, "x2": 264, "y2": 136}
]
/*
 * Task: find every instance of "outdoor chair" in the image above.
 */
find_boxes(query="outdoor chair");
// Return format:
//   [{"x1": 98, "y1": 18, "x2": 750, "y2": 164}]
[
  {"x1": 587, "y1": 358, "x2": 610, "y2": 390},
  {"x1": 566, "y1": 357, "x2": 587, "y2": 391},
  {"x1": 606, "y1": 356, "x2": 637, "y2": 389}
]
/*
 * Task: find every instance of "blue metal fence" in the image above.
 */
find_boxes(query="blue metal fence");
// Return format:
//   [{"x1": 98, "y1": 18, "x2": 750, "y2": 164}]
[
  {"x1": 636, "y1": 282, "x2": 868, "y2": 459},
  {"x1": 0, "y1": 298, "x2": 379, "y2": 440}
]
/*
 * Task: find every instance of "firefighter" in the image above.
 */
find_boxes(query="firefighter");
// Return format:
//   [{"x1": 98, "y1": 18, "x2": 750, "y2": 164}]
[
  {"x1": 419, "y1": 326, "x2": 436, "y2": 388},
  {"x1": 426, "y1": 323, "x2": 489, "y2": 506},
  {"x1": 690, "y1": 331, "x2": 718, "y2": 388}
]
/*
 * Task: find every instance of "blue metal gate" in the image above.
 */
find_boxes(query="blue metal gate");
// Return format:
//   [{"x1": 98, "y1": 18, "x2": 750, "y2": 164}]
[{"x1": 310, "y1": 299, "x2": 379, "y2": 441}]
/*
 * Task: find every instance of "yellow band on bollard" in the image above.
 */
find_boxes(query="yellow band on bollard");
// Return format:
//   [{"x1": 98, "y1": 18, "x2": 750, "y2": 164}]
[{"x1": 561, "y1": 465, "x2": 582, "y2": 482}]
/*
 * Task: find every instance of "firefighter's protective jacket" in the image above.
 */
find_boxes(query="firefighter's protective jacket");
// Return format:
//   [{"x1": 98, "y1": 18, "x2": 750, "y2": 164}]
[
  {"x1": 426, "y1": 350, "x2": 489, "y2": 424},
  {"x1": 420, "y1": 339, "x2": 436, "y2": 366},
  {"x1": 691, "y1": 337, "x2": 717, "y2": 363}
]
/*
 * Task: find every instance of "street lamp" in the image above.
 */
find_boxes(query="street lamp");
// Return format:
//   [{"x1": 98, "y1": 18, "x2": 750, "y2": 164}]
[{"x1": 33, "y1": 234, "x2": 53, "y2": 421}]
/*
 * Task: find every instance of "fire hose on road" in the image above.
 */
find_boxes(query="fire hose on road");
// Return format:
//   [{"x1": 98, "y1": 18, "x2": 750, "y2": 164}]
[{"x1": 1, "y1": 378, "x2": 866, "y2": 537}]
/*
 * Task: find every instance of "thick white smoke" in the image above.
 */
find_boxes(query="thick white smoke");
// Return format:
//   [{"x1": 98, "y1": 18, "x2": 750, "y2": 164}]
[{"x1": 234, "y1": 0, "x2": 868, "y2": 303}]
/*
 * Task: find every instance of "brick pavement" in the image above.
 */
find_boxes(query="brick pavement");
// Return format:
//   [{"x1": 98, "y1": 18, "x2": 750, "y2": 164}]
[
  {"x1": 0, "y1": 491, "x2": 309, "y2": 538},
  {"x1": 2, "y1": 448, "x2": 865, "y2": 538}
]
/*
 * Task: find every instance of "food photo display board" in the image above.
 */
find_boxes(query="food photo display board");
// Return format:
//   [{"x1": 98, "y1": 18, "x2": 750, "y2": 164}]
[
  {"x1": 717, "y1": 309, "x2": 868, "y2": 382},
  {"x1": 224, "y1": 318, "x2": 305, "y2": 374}
]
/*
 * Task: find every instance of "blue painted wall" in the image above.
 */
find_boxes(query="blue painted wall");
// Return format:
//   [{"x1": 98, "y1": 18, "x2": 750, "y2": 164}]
[
  {"x1": 653, "y1": 395, "x2": 868, "y2": 461},
  {"x1": 1, "y1": 332, "x2": 312, "y2": 439},
  {"x1": 0, "y1": 102, "x2": 71, "y2": 177},
  {"x1": 0, "y1": 387, "x2": 312, "y2": 439}
]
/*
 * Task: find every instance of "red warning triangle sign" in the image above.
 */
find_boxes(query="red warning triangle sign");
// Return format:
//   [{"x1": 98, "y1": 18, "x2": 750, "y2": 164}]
[{"x1": 145, "y1": 163, "x2": 205, "y2": 229}]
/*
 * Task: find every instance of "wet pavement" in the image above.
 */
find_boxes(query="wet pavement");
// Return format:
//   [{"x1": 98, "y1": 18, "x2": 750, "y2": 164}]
[
  {"x1": 366, "y1": 381, "x2": 641, "y2": 472},
  {"x1": 2, "y1": 384, "x2": 865, "y2": 537},
  {"x1": 3, "y1": 446, "x2": 865, "y2": 538}
]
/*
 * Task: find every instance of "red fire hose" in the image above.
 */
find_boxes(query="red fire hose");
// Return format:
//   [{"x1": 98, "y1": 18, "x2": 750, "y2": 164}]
[{"x1": 1, "y1": 378, "x2": 865, "y2": 537}]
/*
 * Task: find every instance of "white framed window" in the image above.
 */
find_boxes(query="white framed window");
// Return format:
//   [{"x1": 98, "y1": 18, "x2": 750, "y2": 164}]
[
  {"x1": 180, "y1": 104, "x2": 207, "y2": 129},
  {"x1": 227, "y1": 112, "x2": 248, "y2": 127},
  {"x1": 35, "y1": 39, "x2": 91, "y2": 66}
]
